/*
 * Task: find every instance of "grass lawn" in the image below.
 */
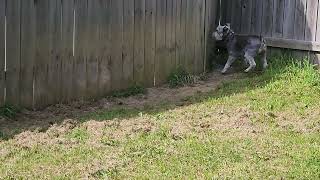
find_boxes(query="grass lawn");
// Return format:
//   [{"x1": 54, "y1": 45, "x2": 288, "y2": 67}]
[{"x1": 0, "y1": 56, "x2": 320, "y2": 179}]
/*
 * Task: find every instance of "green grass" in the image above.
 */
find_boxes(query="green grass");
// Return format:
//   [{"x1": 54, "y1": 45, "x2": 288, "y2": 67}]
[
  {"x1": 111, "y1": 85, "x2": 146, "y2": 98},
  {"x1": 167, "y1": 67, "x2": 198, "y2": 88},
  {"x1": 0, "y1": 104, "x2": 20, "y2": 119},
  {"x1": 1, "y1": 56, "x2": 320, "y2": 179}
]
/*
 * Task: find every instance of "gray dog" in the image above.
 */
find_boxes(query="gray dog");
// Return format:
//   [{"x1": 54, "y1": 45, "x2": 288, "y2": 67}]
[{"x1": 213, "y1": 24, "x2": 268, "y2": 74}]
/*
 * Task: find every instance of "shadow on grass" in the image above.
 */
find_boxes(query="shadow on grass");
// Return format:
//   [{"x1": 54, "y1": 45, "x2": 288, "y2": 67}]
[{"x1": 0, "y1": 55, "x2": 311, "y2": 140}]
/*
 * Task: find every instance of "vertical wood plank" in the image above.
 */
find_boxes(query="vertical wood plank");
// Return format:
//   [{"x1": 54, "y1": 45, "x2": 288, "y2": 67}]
[
  {"x1": 317, "y1": 0, "x2": 320, "y2": 41},
  {"x1": 165, "y1": 0, "x2": 174, "y2": 76},
  {"x1": 74, "y1": 0, "x2": 88, "y2": 100},
  {"x1": 175, "y1": 0, "x2": 182, "y2": 67},
  {"x1": 172, "y1": 0, "x2": 177, "y2": 68},
  {"x1": 283, "y1": 0, "x2": 296, "y2": 39},
  {"x1": 123, "y1": 0, "x2": 134, "y2": 88},
  {"x1": 0, "y1": 0, "x2": 5, "y2": 106},
  {"x1": 294, "y1": 0, "x2": 307, "y2": 40},
  {"x1": 194, "y1": 0, "x2": 203, "y2": 74},
  {"x1": 305, "y1": 0, "x2": 318, "y2": 41},
  {"x1": 61, "y1": 0, "x2": 75, "y2": 103},
  {"x1": 110, "y1": 0, "x2": 123, "y2": 90},
  {"x1": 261, "y1": 0, "x2": 273, "y2": 37},
  {"x1": 241, "y1": 0, "x2": 252, "y2": 34},
  {"x1": 47, "y1": 0, "x2": 62, "y2": 104},
  {"x1": 199, "y1": 0, "x2": 206, "y2": 73},
  {"x1": 20, "y1": 0, "x2": 36, "y2": 108},
  {"x1": 204, "y1": 0, "x2": 212, "y2": 71},
  {"x1": 6, "y1": 0, "x2": 21, "y2": 106},
  {"x1": 145, "y1": 0, "x2": 156, "y2": 87},
  {"x1": 225, "y1": 0, "x2": 232, "y2": 24},
  {"x1": 155, "y1": 0, "x2": 166, "y2": 85},
  {"x1": 231, "y1": 0, "x2": 242, "y2": 33},
  {"x1": 134, "y1": 0, "x2": 145, "y2": 85},
  {"x1": 86, "y1": 0, "x2": 100, "y2": 100},
  {"x1": 251, "y1": 0, "x2": 263, "y2": 35},
  {"x1": 34, "y1": 0, "x2": 50, "y2": 109},
  {"x1": 180, "y1": 0, "x2": 187, "y2": 69},
  {"x1": 98, "y1": 0, "x2": 111, "y2": 97},
  {"x1": 186, "y1": 0, "x2": 195, "y2": 73},
  {"x1": 272, "y1": 0, "x2": 285, "y2": 38}
]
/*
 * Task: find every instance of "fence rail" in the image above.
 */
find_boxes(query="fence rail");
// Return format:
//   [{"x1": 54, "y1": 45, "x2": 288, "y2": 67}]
[{"x1": 0, "y1": 0, "x2": 217, "y2": 109}]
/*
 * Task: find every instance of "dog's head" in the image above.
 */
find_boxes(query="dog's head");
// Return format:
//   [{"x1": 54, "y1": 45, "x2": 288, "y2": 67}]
[{"x1": 213, "y1": 23, "x2": 232, "y2": 41}]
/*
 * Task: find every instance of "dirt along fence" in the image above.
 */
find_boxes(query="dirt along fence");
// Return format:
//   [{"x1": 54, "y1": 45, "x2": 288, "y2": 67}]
[
  {"x1": 0, "y1": 0, "x2": 217, "y2": 109},
  {"x1": 219, "y1": 0, "x2": 320, "y2": 62}
]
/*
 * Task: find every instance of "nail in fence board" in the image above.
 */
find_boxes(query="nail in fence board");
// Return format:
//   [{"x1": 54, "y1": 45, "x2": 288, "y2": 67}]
[
  {"x1": 134, "y1": 0, "x2": 145, "y2": 85},
  {"x1": 20, "y1": 0, "x2": 36, "y2": 108},
  {"x1": 0, "y1": 0, "x2": 5, "y2": 106},
  {"x1": 122, "y1": 0, "x2": 135, "y2": 88},
  {"x1": 240, "y1": 0, "x2": 252, "y2": 34},
  {"x1": 61, "y1": 0, "x2": 75, "y2": 103},
  {"x1": 145, "y1": 0, "x2": 157, "y2": 87},
  {"x1": 6, "y1": 0, "x2": 21, "y2": 106}
]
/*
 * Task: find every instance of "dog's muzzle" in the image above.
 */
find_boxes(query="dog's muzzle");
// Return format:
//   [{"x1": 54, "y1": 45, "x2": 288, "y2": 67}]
[{"x1": 213, "y1": 32, "x2": 223, "y2": 41}]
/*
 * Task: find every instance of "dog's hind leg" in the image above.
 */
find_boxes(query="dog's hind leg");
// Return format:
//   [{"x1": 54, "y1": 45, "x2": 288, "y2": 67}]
[
  {"x1": 244, "y1": 53, "x2": 256, "y2": 73},
  {"x1": 222, "y1": 56, "x2": 236, "y2": 74},
  {"x1": 261, "y1": 50, "x2": 268, "y2": 69}
]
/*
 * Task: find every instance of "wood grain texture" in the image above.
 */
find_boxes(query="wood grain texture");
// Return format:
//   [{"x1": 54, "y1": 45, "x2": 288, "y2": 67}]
[
  {"x1": 185, "y1": 0, "x2": 195, "y2": 73},
  {"x1": 0, "y1": 0, "x2": 5, "y2": 106},
  {"x1": 250, "y1": 0, "x2": 263, "y2": 35},
  {"x1": 61, "y1": 0, "x2": 75, "y2": 103},
  {"x1": 47, "y1": 0, "x2": 62, "y2": 105},
  {"x1": 74, "y1": 0, "x2": 88, "y2": 100},
  {"x1": 122, "y1": 0, "x2": 134, "y2": 88},
  {"x1": 231, "y1": 0, "x2": 242, "y2": 33},
  {"x1": 294, "y1": 0, "x2": 307, "y2": 40},
  {"x1": 240, "y1": 0, "x2": 252, "y2": 34},
  {"x1": 20, "y1": 0, "x2": 36, "y2": 108},
  {"x1": 6, "y1": 0, "x2": 21, "y2": 106},
  {"x1": 283, "y1": 0, "x2": 296, "y2": 39},
  {"x1": 155, "y1": 0, "x2": 167, "y2": 85},
  {"x1": 272, "y1": 0, "x2": 285, "y2": 38},
  {"x1": 110, "y1": 0, "x2": 123, "y2": 90},
  {"x1": 98, "y1": 0, "x2": 111, "y2": 97},
  {"x1": 305, "y1": 0, "x2": 318, "y2": 41},
  {"x1": 261, "y1": 0, "x2": 273, "y2": 37},
  {"x1": 145, "y1": 0, "x2": 157, "y2": 87}
]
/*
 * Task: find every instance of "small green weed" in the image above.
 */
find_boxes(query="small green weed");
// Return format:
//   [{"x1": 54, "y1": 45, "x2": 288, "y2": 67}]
[
  {"x1": 111, "y1": 85, "x2": 146, "y2": 98},
  {"x1": 0, "y1": 104, "x2": 20, "y2": 119},
  {"x1": 67, "y1": 128, "x2": 89, "y2": 143},
  {"x1": 168, "y1": 67, "x2": 197, "y2": 88}
]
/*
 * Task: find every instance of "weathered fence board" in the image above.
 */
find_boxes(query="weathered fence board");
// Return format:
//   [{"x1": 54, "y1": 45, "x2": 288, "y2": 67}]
[
  {"x1": 1, "y1": 0, "x2": 217, "y2": 109},
  {"x1": 74, "y1": 0, "x2": 88, "y2": 100},
  {"x1": 134, "y1": 0, "x2": 145, "y2": 85},
  {"x1": 272, "y1": 0, "x2": 284, "y2": 38},
  {"x1": 0, "y1": 0, "x2": 4, "y2": 106},
  {"x1": 110, "y1": 0, "x2": 123, "y2": 90},
  {"x1": 294, "y1": 0, "x2": 307, "y2": 40},
  {"x1": 261, "y1": 0, "x2": 273, "y2": 37},
  {"x1": 98, "y1": 0, "x2": 111, "y2": 97},
  {"x1": 6, "y1": 0, "x2": 21, "y2": 106},
  {"x1": 305, "y1": 0, "x2": 319, "y2": 41},
  {"x1": 250, "y1": 0, "x2": 263, "y2": 35},
  {"x1": 283, "y1": 0, "x2": 296, "y2": 39},
  {"x1": 145, "y1": 0, "x2": 157, "y2": 87},
  {"x1": 240, "y1": 0, "x2": 252, "y2": 34},
  {"x1": 47, "y1": 0, "x2": 62, "y2": 104},
  {"x1": 155, "y1": 0, "x2": 167, "y2": 85},
  {"x1": 123, "y1": 0, "x2": 135, "y2": 87},
  {"x1": 61, "y1": 0, "x2": 75, "y2": 103},
  {"x1": 20, "y1": 0, "x2": 36, "y2": 108}
]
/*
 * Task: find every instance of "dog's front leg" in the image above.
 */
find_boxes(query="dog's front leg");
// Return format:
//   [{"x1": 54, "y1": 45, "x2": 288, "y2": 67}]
[{"x1": 222, "y1": 56, "x2": 236, "y2": 74}]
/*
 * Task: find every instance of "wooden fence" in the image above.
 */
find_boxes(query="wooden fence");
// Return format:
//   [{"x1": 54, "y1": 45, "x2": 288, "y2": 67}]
[
  {"x1": 220, "y1": 0, "x2": 320, "y2": 61},
  {"x1": 0, "y1": 0, "x2": 217, "y2": 109}
]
